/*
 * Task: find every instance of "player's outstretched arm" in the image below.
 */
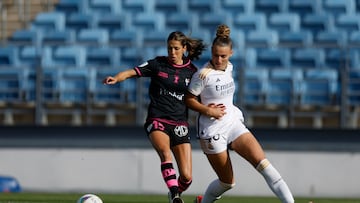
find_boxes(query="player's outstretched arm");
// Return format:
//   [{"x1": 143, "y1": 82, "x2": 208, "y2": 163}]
[{"x1": 103, "y1": 69, "x2": 137, "y2": 85}]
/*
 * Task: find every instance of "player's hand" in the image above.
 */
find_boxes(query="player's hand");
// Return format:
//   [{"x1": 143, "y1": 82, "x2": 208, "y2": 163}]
[
  {"x1": 103, "y1": 76, "x2": 117, "y2": 85},
  {"x1": 207, "y1": 103, "x2": 226, "y2": 119}
]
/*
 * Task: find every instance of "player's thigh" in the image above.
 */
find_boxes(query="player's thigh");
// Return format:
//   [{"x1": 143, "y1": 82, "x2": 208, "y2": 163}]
[
  {"x1": 149, "y1": 130, "x2": 172, "y2": 161},
  {"x1": 206, "y1": 150, "x2": 234, "y2": 184},
  {"x1": 230, "y1": 132, "x2": 265, "y2": 167}
]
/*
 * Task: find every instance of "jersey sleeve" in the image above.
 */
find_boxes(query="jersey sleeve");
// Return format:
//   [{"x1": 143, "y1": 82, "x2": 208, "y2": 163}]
[
  {"x1": 188, "y1": 69, "x2": 206, "y2": 96},
  {"x1": 134, "y1": 59, "x2": 157, "y2": 77}
]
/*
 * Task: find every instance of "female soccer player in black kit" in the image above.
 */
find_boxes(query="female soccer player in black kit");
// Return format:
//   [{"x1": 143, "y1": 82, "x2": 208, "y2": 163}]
[{"x1": 103, "y1": 31, "x2": 206, "y2": 203}]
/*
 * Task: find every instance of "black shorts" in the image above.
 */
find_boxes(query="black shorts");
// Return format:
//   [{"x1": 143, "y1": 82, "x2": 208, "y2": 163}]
[{"x1": 144, "y1": 118, "x2": 190, "y2": 147}]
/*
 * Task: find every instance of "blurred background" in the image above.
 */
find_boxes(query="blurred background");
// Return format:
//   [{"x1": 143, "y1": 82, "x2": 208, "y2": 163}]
[
  {"x1": 0, "y1": 0, "x2": 359, "y2": 128},
  {"x1": 0, "y1": 0, "x2": 360, "y2": 198}
]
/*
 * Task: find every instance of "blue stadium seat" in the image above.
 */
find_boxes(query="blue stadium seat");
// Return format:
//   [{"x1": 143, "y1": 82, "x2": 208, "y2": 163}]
[
  {"x1": 8, "y1": 29, "x2": 40, "y2": 46},
  {"x1": 155, "y1": 0, "x2": 184, "y2": 15},
  {"x1": 335, "y1": 14, "x2": 360, "y2": 35},
  {"x1": 0, "y1": 68, "x2": 24, "y2": 102},
  {"x1": 76, "y1": 28, "x2": 109, "y2": 46},
  {"x1": 30, "y1": 12, "x2": 65, "y2": 32},
  {"x1": 278, "y1": 30, "x2": 313, "y2": 47},
  {"x1": 88, "y1": 0, "x2": 121, "y2": 14},
  {"x1": 120, "y1": 47, "x2": 142, "y2": 65},
  {"x1": 199, "y1": 12, "x2": 232, "y2": 36},
  {"x1": 95, "y1": 14, "x2": 129, "y2": 34},
  {"x1": 0, "y1": 46, "x2": 19, "y2": 67},
  {"x1": 298, "y1": 68, "x2": 339, "y2": 106},
  {"x1": 142, "y1": 30, "x2": 168, "y2": 48},
  {"x1": 349, "y1": 31, "x2": 360, "y2": 45},
  {"x1": 220, "y1": 0, "x2": 254, "y2": 16},
  {"x1": 59, "y1": 68, "x2": 89, "y2": 103},
  {"x1": 291, "y1": 48, "x2": 325, "y2": 68},
  {"x1": 187, "y1": 0, "x2": 219, "y2": 16},
  {"x1": 41, "y1": 67, "x2": 61, "y2": 103},
  {"x1": 266, "y1": 68, "x2": 303, "y2": 105},
  {"x1": 322, "y1": 0, "x2": 355, "y2": 18},
  {"x1": 231, "y1": 30, "x2": 245, "y2": 50},
  {"x1": 246, "y1": 29, "x2": 279, "y2": 47},
  {"x1": 122, "y1": 0, "x2": 154, "y2": 14},
  {"x1": 268, "y1": 13, "x2": 300, "y2": 33},
  {"x1": 301, "y1": 13, "x2": 333, "y2": 36},
  {"x1": 55, "y1": 0, "x2": 88, "y2": 15},
  {"x1": 86, "y1": 47, "x2": 120, "y2": 68},
  {"x1": 243, "y1": 68, "x2": 268, "y2": 105},
  {"x1": 90, "y1": 67, "x2": 130, "y2": 104},
  {"x1": 349, "y1": 49, "x2": 360, "y2": 69},
  {"x1": 41, "y1": 30, "x2": 75, "y2": 46},
  {"x1": 324, "y1": 49, "x2": 347, "y2": 70},
  {"x1": 165, "y1": 12, "x2": 196, "y2": 32},
  {"x1": 131, "y1": 12, "x2": 165, "y2": 31},
  {"x1": 110, "y1": 29, "x2": 140, "y2": 49},
  {"x1": 18, "y1": 45, "x2": 41, "y2": 67},
  {"x1": 347, "y1": 69, "x2": 360, "y2": 105},
  {"x1": 314, "y1": 30, "x2": 348, "y2": 47},
  {"x1": 255, "y1": 0, "x2": 286, "y2": 17},
  {"x1": 233, "y1": 13, "x2": 266, "y2": 34},
  {"x1": 288, "y1": 0, "x2": 321, "y2": 17},
  {"x1": 42, "y1": 45, "x2": 86, "y2": 68},
  {"x1": 231, "y1": 48, "x2": 256, "y2": 69},
  {"x1": 65, "y1": 13, "x2": 94, "y2": 34},
  {"x1": 256, "y1": 48, "x2": 291, "y2": 68}
]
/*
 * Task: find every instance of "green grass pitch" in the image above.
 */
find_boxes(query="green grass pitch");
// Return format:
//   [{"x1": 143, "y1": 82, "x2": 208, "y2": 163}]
[{"x1": 0, "y1": 193, "x2": 359, "y2": 203}]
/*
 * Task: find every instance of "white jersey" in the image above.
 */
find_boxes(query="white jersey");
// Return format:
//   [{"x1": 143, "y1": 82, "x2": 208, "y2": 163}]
[{"x1": 188, "y1": 61, "x2": 249, "y2": 154}]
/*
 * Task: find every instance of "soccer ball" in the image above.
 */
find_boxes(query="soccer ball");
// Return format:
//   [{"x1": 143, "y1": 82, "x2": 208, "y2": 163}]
[{"x1": 77, "y1": 194, "x2": 103, "y2": 203}]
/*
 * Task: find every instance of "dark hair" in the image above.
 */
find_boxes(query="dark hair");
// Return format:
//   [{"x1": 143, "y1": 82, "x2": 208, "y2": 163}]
[
  {"x1": 212, "y1": 24, "x2": 233, "y2": 49},
  {"x1": 167, "y1": 31, "x2": 206, "y2": 60}
]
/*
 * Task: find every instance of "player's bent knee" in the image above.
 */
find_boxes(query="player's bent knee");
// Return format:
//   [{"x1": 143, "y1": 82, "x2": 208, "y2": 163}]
[{"x1": 255, "y1": 158, "x2": 270, "y2": 171}]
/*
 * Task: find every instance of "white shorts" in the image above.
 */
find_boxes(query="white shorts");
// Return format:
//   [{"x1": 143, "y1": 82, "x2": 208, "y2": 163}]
[{"x1": 198, "y1": 116, "x2": 250, "y2": 154}]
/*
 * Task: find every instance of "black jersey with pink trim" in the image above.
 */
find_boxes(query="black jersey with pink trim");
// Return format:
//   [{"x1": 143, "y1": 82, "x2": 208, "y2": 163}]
[{"x1": 134, "y1": 56, "x2": 197, "y2": 122}]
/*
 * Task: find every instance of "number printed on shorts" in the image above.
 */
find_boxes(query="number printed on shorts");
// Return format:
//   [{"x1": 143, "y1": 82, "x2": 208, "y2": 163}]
[{"x1": 152, "y1": 120, "x2": 165, "y2": 131}]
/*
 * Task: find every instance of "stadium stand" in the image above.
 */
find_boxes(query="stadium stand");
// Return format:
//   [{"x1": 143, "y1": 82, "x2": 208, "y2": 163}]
[
  {"x1": 220, "y1": 0, "x2": 254, "y2": 16},
  {"x1": 65, "y1": 13, "x2": 94, "y2": 34},
  {"x1": 233, "y1": 13, "x2": 267, "y2": 34},
  {"x1": 154, "y1": 0, "x2": 185, "y2": 15},
  {"x1": 88, "y1": 0, "x2": 121, "y2": 15},
  {"x1": 255, "y1": 0, "x2": 287, "y2": 17},
  {"x1": 30, "y1": 11, "x2": 66, "y2": 33},
  {"x1": 0, "y1": 0, "x2": 360, "y2": 128},
  {"x1": 95, "y1": 13, "x2": 129, "y2": 34},
  {"x1": 278, "y1": 30, "x2": 313, "y2": 47},
  {"x1": 76, "y1": 28, "x2": 109, "y2": 46},
  {"x1": 55, "y1": 0, "x2": 88, "y2": 15},
  {"x1": 268, "y1": 12, "x2": 301, "y2": 33},
  {"x1": 165, "y1": 12, "x2": 197, "y2": 32},
  {"x1": 255, "y1": 48, "x2": 291, "y2": 69},
  {"x1": 322, "y1": 0, "x2": 356, "y2": 18}
]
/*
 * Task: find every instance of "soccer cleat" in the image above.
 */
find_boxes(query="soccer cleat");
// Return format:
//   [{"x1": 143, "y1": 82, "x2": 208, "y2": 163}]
[
  {"x1": 194, "y1": 195, "x2": 203, "y2": 203},
  {"x1": 168, "y1": 192, "x2": 184, "y2": 203}
]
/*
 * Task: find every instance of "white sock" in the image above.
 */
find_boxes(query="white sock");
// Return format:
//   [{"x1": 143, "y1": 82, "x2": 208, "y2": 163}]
[
  {"x1": 202, "y1": 179, "x2": 234, "y2": 203},
  {"x1": 256, "y1": 159, "x2": 295, "y2": 203}
]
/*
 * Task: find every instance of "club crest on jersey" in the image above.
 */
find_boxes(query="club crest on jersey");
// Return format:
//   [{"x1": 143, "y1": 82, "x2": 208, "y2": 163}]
[{"x1": 174, "y1": 125, "x2": 188, "y2": 137}]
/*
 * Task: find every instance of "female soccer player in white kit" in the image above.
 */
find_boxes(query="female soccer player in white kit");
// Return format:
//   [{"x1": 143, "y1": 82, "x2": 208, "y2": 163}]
[{"x1": 185, "y1": 24, "x2": 295, "y2": 203}]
